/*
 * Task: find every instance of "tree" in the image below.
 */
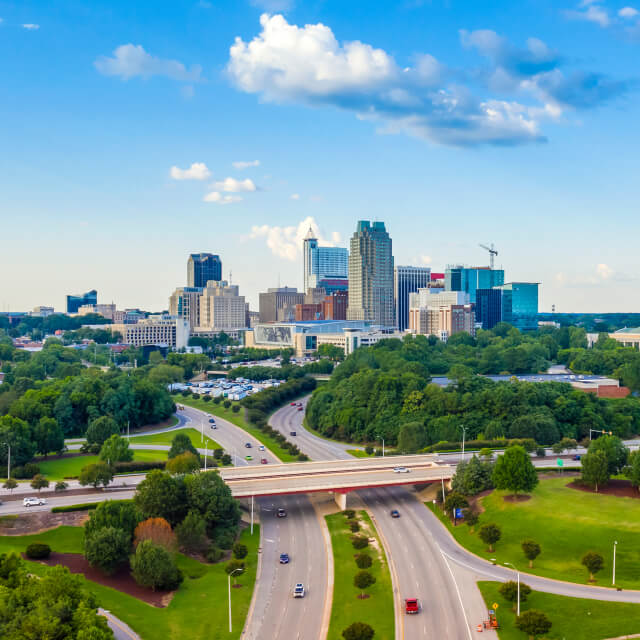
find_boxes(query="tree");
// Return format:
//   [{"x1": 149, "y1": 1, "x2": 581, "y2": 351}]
[
  {"x1": 581, "y1": 551, "x2": 604, "y2": 582},
  {"x1": 492, "y1": 446, "x2": 538, "y2": 495},
  {"x1": 463, "y1": 509, "x2": 479, "y2": 531},
  {"x1": 2, "y1": 478, "x2": 17, "y2": 493},
  {"x1": 99, "y1": 434, "x2": 133, "y2": 464},
  {"x1": 131, "y1": 540, "x2": 183, "y2": 591},
  {"x1": 355, "y1": 553, "x2": 372, "y2": 569},
  {"x1": 515, "y1": 610, "x2": 552, "y2": 639},
  {"x1": 84, "y1": 526, "x2": 130, "y2": 575},
  {"x1": 233, "y1": 543, "x2": 248, "y2": 559},
  {"x1": 30, "y1": 474, "x2": 49, "y2": 493},
  {"x1": 353, "y1": 570, "x2": 376, "y2": 597},
  {"x1": 478, "y1": 523, "x2": 501, "y2": 552},
  {"x1": 166, "y1": 451, "x2": 200, "y2": 475},
  {"x1": 499, "y1": 580, "x2": 532, "y2": 611},
  {"x1": 134, "y1": 517, "x2": 177, "y2": 551},
  {"x1": 84, "y1": 500, "x2": 141, "y2": 542},
  {"x1": 444, "y1": 492, "x2": 469, "y2": 523},
  {"x1": 78, "y1": 462, "x2": 113, "y2": 488},
  {"x1": 451, "y1": 455, "x2": 494, "y2": 496},
  {"x1": 33, "y1": 416, "x2": 65, "y2": 456},
  {"x1": 588, "y1": 435, "x2": 628, "y2": 475},
  {"x1": 625, "y1": 450, "x2": 640, "y2": 491},
  {"x1": 581, "y1": 449, "x2": 609, "y2": 492},
  {"x1": 397, "y1": 421, "x2": 424, "y2": 453},
  {"x1": 342, "y1": 622, "x2": 375, "y2": 640},
  {"x1": 134, "y1": 470, "x2": 188, "y2": 526},
  {"x1": 85, "y1": 416, "x2": 120, "y2": 447},
  {"x1": 521, "y1": 539, "x2": 541, "y2": 568},
  {"x1": 55, "y1": 481, "x2": 68, "y2": 492},
  {"x1": 168, "y1": 432, "x2": 199, "y2": 460},
  {"x1": 175, "y1": 511, "x2": 208, "y2": 554},
  {"x1": 225, "y1": 560, "x2": 245, "y2": 583}
]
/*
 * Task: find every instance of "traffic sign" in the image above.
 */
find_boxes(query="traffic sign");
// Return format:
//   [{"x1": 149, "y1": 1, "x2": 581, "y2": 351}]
[
  {"x1": 492, "y1": 602, "x2": 499, "y2": 610},
  {"x1": 557, "y1": 458, "x2": 564, "y2": 467}
]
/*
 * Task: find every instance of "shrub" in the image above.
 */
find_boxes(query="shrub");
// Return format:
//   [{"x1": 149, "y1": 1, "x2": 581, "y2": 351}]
[
  {"x1": 113, "y1": 460, "x2": 166, "y2": 473},
  {"x1": 134, "y1": 517, "x2": 176, "y2": 551},
  {"x1": 233, "y1": 543, "x2": 248, "y2": 559},
  {"x1": 168, "y1": 433, "x2": 199, "y2": 460},
  {"x1": 30, "y1": 474, "x2": 49, "y2": 492},
  {"x1": 176, "y1": 511, "x2": 208, "y2": 554},
  {"x1": 26, "y1": 543, "x2": 51, "y2": 559},
  {"x1": 499, "y1": 580, "x2": 532, "y2": 609},
  {"x1": 12, "y1": 463, "x2": 40, "y2": 479},
  {"x1": 364, "y1": 445, "x2": 374, "y2": 455},
  {"x1": 213, "y1": 396, "x2": 222, "y2": 404},
  {"x1": 232, "y1": 405, "x2": 241, "y2": 413},
  {"x1": 297, "y1": 453, "x2": 310, "y2": 461},
  {"x1": 355, "y1": 553, "x2": 372, "y2": 569},
  {"x1": 54, "y1": 481, "x2": 68, "y2": 492},
  {"x1": 536, "y1": 447, "x2": 546, "y2": 457},
  {"x1": 206, "y1": 545, "x2": 224, "y2": 563},
  {"x1": 85, "y1": 526, "x2": 130, "y2": 575},
  {"x1": 202, "y1": 395, "x2": 212, "y2": 402},
  {"x1": 348, "y1": 520, "x2": 360, "y2": 532},
  {"x1": 221, "y1": 454, "x2": 232, "y2": 466},
  {"x1": 342, "y1": 622, "x2": 374, "y2": 640},
  {"x1": 52, "y1": 503, "x2": 98, "y2": 513},
  {"x1": 351, "y1": 535, "x2": 369, "y2": 550},
  {"x1": 223, "y1": 400, "x2": 232, "y2": 409},
  {"x1": 131, "y1": 540, "x2": 183, "y2": 591},
  {"x1": 225, "y1": 559, "x2": 245, "y2": 576},
  {"x1": 166, "y1": 452, "x2": 200, "y2": 475},
  {"x1": 354, "y1": 570, "x2": 376, "y2": 592},
  {"x1": 213, "y1": 448, "x2": 223, "y2": 460},
  {"x1": 342, "y1": 509, "x2": 356, "y2": 519},
  {"x1": 515, "y1": 610, "x2": 552, "y2": 638}
]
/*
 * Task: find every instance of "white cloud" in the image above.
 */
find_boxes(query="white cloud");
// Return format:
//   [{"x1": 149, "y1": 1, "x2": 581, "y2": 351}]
[
  {"x1": 95, "y1": 44, "x2": 201, "y2": 82},
  {"x1": 619, "y1": 6, "x2": 639, "y2": 17},
  {"x1": 566, "y1": 3, "x2": 611, "y2": 27},
  {"x1": 22, "y1": 23, "x2": 40, "y2": 30},
  {"x1": 170, "y1": 162, "x2": 211, "y2": 180},
  {"x1": 212, "y1": 177, "x2": 257, "y2": 192},
  {"x1": 290, "y1": 193, "x2": 300, "y2": 200},
  {"x1": 203, "y1": 191, "x2": 242, "y2": 204},
  {"x1": 232, "y1": 160, "x2": 260, "y2": 169},
  {"x1": 556, "y1": 263, "x2": 621, "y2": 287},
  {"x1": 249, "y1": 216, "x2": 341, "y2": 260},
  {"x1": 420, "y1": 255, "x2": 432, "y2": 265}
]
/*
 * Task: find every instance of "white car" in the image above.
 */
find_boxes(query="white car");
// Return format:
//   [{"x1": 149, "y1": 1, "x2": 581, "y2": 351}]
[
  {"x1": 23, "y1": 497, "x2": 47, "y2": 507},
  {"x1": 258, "y1": 445, "x2": 265, "y2": 451},
  {"x1": 393, "y1": 467, "x2": 410, "y2": 473},
  {"x1": 293, "y1": 583, "x2": 305, "y2": 598}
]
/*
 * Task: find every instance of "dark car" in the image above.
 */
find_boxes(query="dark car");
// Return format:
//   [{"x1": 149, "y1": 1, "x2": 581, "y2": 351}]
[
  {"x1": 279, "y1": 553, "x2": 290, "y2": 564},
  {"x1": 297, "y1": 407, "x2": 303, "y2": 412},
  {"x1": 390, "y1": 509, "x2": 400, "y2": 518},
  {"x1": 290, "y1": 431, "x2": 297, "y2": 436},
  {"x1": 573, "y1": 454, "x2": 581, "y2": 461},
  {"x1": 245, "y1": 442, "x2": 252, "y2": 448},
  {"x1": 208, "y1": 418, "x2": 216, "y2": 424},
  {"x1": 277, "y1": 508, "x2": 287, "y2": 518}
]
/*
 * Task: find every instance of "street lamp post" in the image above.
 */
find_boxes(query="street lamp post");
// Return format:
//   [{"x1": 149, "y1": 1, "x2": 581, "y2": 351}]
[
  {"x1": 2, "y1": 443, "x2": 9, "y2": 482},
  {"x1": 228, "y1": 567, "x2": 244, "y2": 632},
  {"x1": 590, "y1": 428, "x2": 613, "y2": 441},
  {"x1": 460, "y1": 425, "x2": 467, "y2": 461},
  {"x1": 613, "y1": 540, "x2": 618, "y2": 586},
  {"x1": 504, "y1": 562, "x2": 520, "y2": 616}
]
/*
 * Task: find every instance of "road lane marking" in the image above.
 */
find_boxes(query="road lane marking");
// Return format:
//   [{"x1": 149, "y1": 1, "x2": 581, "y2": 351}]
[{"x1": 440, "y1": 550, "x2": 474, "y2": 640}]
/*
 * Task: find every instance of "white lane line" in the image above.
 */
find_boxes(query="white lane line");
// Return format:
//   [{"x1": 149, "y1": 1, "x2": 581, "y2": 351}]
[{"x1": 440, "y1": 550, "x2": 474, "y2": 640}]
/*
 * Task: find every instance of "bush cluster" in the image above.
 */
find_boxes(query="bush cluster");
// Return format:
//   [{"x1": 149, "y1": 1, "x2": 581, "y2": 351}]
[
  {"x1": 51, "y1": 503, "x2": 99, "y2": 513},
  {"x1": 11, "y1": 463, "x2": 40, "y2": 479},
  {"x1": 113, "y1": 460, "x2": 166, "y2": 473},
  {"x1": 25, "y1": 543, "x2": 51, "y2": 559}
]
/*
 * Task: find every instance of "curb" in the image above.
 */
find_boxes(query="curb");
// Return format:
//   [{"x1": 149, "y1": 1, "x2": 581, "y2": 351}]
[{"x1": 314, "y1": 499, "x2": 334, "y2": 640}]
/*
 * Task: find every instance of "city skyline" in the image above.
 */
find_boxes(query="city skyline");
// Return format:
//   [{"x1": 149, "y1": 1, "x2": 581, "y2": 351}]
[{"x1": 1, "y1": 1, "x2": 639, "y2": 313}]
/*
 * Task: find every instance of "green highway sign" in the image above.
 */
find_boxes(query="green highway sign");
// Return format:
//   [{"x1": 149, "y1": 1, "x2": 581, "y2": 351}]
[{"x1": 557, "y1": 458, "x2": 564, "y2": 467}]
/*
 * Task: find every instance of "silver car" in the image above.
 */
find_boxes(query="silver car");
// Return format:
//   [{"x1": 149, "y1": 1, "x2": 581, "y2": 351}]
[{"x1": 23, "y1": 497, "x2": 47, "y2": 507}]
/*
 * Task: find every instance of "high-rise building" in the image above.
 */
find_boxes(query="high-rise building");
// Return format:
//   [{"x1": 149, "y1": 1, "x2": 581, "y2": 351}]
[
  {"x1": 303, "y1": 228, "x2": 348, "y2": 293},
  {"x1": 347, "y1": 220, "x2": 394, "y2": 327},
  {"x1": 168, "y1": 287, "x2": 203, "y2": 329},
  {"x1": 408, "y1": 303, "x2": 475, "y2": 339},
  {"x1": 495, "y1": 282, "x2": 539, "y2": 331},
  {"x1": 199, "y1": 281, "x2": 247, "y2": 331},
  {"x1": 445, "y1": 266, "x2": 504, "y2": 303},
  {"x1": 187, "y1": 253, "x2": 222, "y2": 288},
  {"x1": 110, "y1": 315, "x2": 190, "y2": 349},
  {"x1": 475, "y1": 288, "x2": 503, "y2": 330},
  {"x1": 66, "y1": 289, "x2": 97, "y2": 314},
  {"x1": 323, "y1": 290, "x2": 348, "y2": 320},
  {"x1": 259, "y1": 287, "x2": 305, "y2": 323},
  {"x1": 394, "y1": 266, "x2": 431, "y2": 331}
]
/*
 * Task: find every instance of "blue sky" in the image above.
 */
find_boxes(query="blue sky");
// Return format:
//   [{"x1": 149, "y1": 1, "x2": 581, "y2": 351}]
[{"x1": 0, "y1": 0, "x2": 638, "y2": 313}]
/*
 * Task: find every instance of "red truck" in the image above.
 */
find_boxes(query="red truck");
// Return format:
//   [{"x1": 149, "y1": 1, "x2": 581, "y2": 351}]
[{"x1": 405, "y1": 598, "x2": 419, "y2": 614}]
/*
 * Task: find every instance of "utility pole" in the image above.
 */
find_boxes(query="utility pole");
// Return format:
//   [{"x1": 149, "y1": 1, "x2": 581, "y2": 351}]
[
  {"x1": 461, "y1": 425, "x2": 467, "y2": 461},
  {"x1": 613, "y1": 540, "x2": 618, "y2": 586}
]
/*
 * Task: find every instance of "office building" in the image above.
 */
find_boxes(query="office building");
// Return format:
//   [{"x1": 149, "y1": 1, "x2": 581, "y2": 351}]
[
  {"x1": 347, "y1": 220, "x2": 394, "y2": 327},
  {"x1": 66, "y1": 289, "x2": 97, "y2": 314},
  {"x1": 445, "y1": 266, "x2": 504, "y2": 303},
  {"x1": 110, "y1": 315, "x2": 189, "y2": 349},
  {"x1": 187, "y1": 253, "x2": 222, "y2": 288},
  {"x1": 199, "y1": 281, "x2": 247, "y2": 331},
  {"x1": 259, "y1": 287, "x2": 305, "y2": 323},
  {"x1": 409, "y1": 303, "x2": 475, "y2": 340},
  {"x1": 168, "y1": 287, "x2": 203, "y2": 329},
  {"x1": 303, "y1": 228, "x2": 348, "y2": 293},
  {"x1": 31, "y1": 306, "x2": 55, "y2": 317},
  {"x1": 475, "y1": 288, "x2": 503, "y2": 330},
  {"x1": 394, "y1": 266, "x2": 431, "y2": 331},
  {"x1": 495, "y1": 282, "x2": 539, "y2": 331},
  {"x1": 409, "y1": 289, "x2": 469, "y2": 311}
]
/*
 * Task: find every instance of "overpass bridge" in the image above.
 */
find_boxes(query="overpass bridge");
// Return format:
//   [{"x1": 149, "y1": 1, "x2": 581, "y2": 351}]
[{"x1": 220, "y1": 454, "x2": 453, "y2": 509}]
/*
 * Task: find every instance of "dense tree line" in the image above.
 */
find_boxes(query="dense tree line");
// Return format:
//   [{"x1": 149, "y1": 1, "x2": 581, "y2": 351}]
[
  {"x1": 0, "y1": 313, "x2": 112, "y2": 338},
  {"x1": 231, "y1": 358, "x2": 333, "y2": 382},
  {"x1": 306, "y1": 330, "x2": 640, "y2": 447}
]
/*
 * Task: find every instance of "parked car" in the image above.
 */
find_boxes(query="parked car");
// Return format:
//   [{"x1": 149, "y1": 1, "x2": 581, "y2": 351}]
[
  {"x1": 293, "y1": 583, "x2": 305, "y2": 598},
  {"x1": 277, "y1": 508, "x2": 287, "y2": 518},
  {"x1": 405, "y1": 598, "x2": 419, "y2": 614},
  {"x1": 261, "y1": 458, "x2": 268, "y2": 464},
  {"x1": 279, "y1": 553, "x2": 290, "y2": 564},
  {"x1": 23, "y1": 497, "x2": 46, "y2": 507},
  {"x1": 390, "y1": 509, "x2": 400, "y2": 518},
  {"x1": 393, "y1": 467, "x2": 410, "y2": 473}
]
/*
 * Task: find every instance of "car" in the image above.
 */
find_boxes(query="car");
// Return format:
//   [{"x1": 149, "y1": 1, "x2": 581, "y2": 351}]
[
  {"x1": 290, "y1": 431, "x2": 297, "y2": 436},
  {"x1": 297, "y1": 407, "x2": 303, "y2": 412},
  {"x1": 290, "y1": 402, "x2": 296, "y2": 406},
  {"x1": 573, "y1": 454, "x2": 581, "y2": 461},
  {"x1": 390, "y1": 509, "x2": 400, "y2": 518},
  {"x1": 258, "y1": 445, "x2": 265, "y2": 451},
  {"x1": 405, "y1": 598, "x2": 419, "y2": 614},
  {"x1": 277, "y1": 508, "x2": 287, "y2": 518},
  {"x1": 279, "y1": 553, "x2": 290, "y2": 564},
  {"x1": 393, "y1": 467, "x2": 410, "y2": 473},
  {"x1": 245, "y1": 455, "x2": 253, "y2": 461},
  {"x1": 245, "y1": 442, "x2": 252, "y2": 448},
  {"x1": 293, "y1": 583, "x2": 305, "y2": 598},
  {"x1": 297, "y1": 402, "x2": 303, "y2": 407},
  {"x1": 208, "y1": 418, "x2": 216, "y2": 423},
  {"x1": 210, "y1": 424, "x2": 217, "y2": 429},
  {"x1": 261, "y1": 458, "x2": 268, "y2": 464},
  {"x1": 23, "y1": 497, "x2": 46, "y2": 507}
]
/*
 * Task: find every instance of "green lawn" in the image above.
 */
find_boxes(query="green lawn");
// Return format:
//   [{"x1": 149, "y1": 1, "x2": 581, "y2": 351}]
[
  {"x1": 429, "y1": 476, "x2": 640, "y2": 589},
  {"x1": 0, "y1": 524, "x2": 260, "y2": 640},
  {"x1": 178, "y1": 396, "x2": 298, "y2": 462},
  {"x1": 326, "y1": 510, "x2": 394, "y2": 640},
  {"x1": 129, "y1": 427, "x2": 221, "y2": 451},
  {"x1": 347, "y1": 449, "x2": 372, "y2": 458},
  {"x1": 478, "y1": 581, "x2": 640, "y2": 640}
]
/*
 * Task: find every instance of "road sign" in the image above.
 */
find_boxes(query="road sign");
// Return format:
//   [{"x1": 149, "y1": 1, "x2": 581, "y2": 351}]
[
  {"x1": 557, "y1": 458, "x2": 564, "y2": 467},
  {"x1": 492, "y1": 602, "x2": 499, "y2": 610},
  {"x1": 455, "y1": 508, "x2": 464, "y2": 519}
]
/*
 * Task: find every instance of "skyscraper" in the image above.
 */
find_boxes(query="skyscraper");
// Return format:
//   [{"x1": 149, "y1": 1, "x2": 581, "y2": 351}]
[
  {"x1": 303, "y1": 228, "x2": 348, "y2": 293},
  {"x1": 66, "y1": 289, "x2": 97, "y2": 314},
  {"x1": 495, "y1": 282, "x2": 539, "y2": 331},
  {"x1": 394, "y1": 266, "x2": 431, "y2": 331},
  {"x1": 168, "y1": 286, "x2": 203, "y2": 329},
  {"x1": 347, "y1": 220, "x2": 394, "y2": 327},
  {"x1": 187, "y1": 253, "x2": 222, "y2": 288},
  {"x1": 445, "y1": 265, "x2": 505, "y2": 303}
]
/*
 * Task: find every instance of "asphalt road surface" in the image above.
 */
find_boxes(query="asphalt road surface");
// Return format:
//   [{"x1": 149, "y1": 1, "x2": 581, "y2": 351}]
[{"x1": 244, "y1": 494, "x2": 328, "y2": 640}]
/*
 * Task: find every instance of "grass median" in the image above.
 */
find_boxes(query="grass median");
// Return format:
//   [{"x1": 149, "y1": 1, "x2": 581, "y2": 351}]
[
  {"x1": 478, "y1": 580, "x2": 640, "y2": 640},
  {"x1": 0, "y1": 524, "x2": 260, "y2": 640},
  {"x1": 129, "y1": 427, "x2": 221, "y2": 451},
  {"x1": 429, "y1": 476, "x2": 640, "y2": 589},
  {"x1": 326, "y1": 510, "x2": 394, "y2": 640}
]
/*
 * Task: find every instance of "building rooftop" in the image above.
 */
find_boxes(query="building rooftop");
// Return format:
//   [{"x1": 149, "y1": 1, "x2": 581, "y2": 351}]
[{"x1": 614, "y1": 327, "x2": 640, "y2": 334}]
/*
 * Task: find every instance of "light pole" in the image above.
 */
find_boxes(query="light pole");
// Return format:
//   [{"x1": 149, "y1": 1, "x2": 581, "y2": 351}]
[
  {"x1": 504, "y1": 562, "x2": 520, "y2": 616},
  {"x1": 228, "y1": 567, "x2": 244, "y2": 632},
  {"x1": 460, "y1": 425, "x2": 467, "y2": 461},
  {"x1": 589, "y1": 428, "x2": 612, "y2": 441},
  {"x1": 613, "y1": 540, "x2": 618, "y2": 586},
  {"x1": 2, "y1": 442, "x2": 9, "y2": 481}
]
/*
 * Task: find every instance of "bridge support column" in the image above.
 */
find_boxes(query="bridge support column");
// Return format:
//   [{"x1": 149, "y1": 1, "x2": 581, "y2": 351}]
[{"x1": 334, "y1": 489, "x2": 349, "y2": 511}]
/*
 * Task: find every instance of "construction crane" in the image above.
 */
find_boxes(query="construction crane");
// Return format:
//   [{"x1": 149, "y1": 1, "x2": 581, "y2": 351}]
[{"x1": 479, "y1": 243, "x2": 498, "y2": 269}]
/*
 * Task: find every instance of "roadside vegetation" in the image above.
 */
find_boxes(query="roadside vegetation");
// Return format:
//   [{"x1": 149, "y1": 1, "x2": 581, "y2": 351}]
[
  {"x1": 326, "y1": 510, "x2": 394, "y2": 640},
  {"x1": 128, "y1": 427, "x2": 221, "y2": 451}
]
